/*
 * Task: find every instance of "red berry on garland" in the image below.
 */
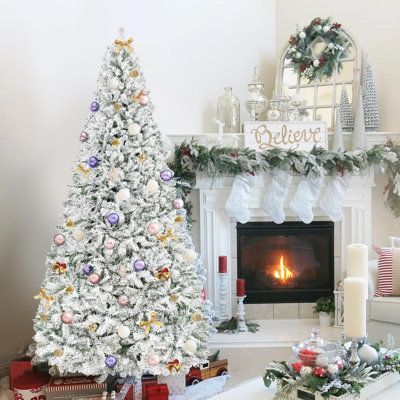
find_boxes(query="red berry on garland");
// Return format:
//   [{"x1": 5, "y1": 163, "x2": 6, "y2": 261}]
[
  {"x1": 332, "y1": 22, "x2": 342, "y2": 29},
  {"x1": 313, "y1": 18, "x2": 321, "y2": 25},
  {"x1": 313, "y1": 367, "x2": 326, "y2": 378},
  {"x1": 289, "y1": 35, "x2": 298, "y2": 45},
  {"x1": 300, "y1": 64, "x2": 308, "y2": 73},
  {"x1": 291, "y1": 361, "x2": 303, "y2": 374},
  {"x1": 180, "y1": 147, "x2": 191, "y2": 156}
]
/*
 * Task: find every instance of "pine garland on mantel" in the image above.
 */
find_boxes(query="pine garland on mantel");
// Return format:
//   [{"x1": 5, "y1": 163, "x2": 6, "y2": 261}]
[{"x1": 169, "y1": 140, "x2": 400, "y2": 220}]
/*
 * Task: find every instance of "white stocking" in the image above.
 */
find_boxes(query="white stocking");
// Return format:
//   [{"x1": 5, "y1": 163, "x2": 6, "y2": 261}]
[
  {"x1": 319, "y1": 174, "x2": 351, "y2": 222},
  {"x1": 261, "y1": 169, "x2": 292, "y2": 224},
  {"x1": 290, "y1": 175, "x2": 323, "y2": 224},
  {"x1": 225, "y1": 174, "x2": 256, "y2": 224}
]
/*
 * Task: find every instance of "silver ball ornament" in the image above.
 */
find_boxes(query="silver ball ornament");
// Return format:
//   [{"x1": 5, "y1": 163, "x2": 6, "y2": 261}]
[{"x1": 300, "y1": 366, "x2": 312, "y2": 379}]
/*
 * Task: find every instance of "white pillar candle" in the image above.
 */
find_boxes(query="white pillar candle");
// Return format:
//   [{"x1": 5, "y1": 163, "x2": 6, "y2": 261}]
[
  {"x1": 346, "y1": 243, "x2": 368, "y2": 298},
  {"x1": 344, "y1": 277, "x2": 367, "y2": 338}
]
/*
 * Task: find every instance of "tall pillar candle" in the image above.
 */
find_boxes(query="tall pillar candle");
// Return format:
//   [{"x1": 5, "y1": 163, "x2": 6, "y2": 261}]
[
  {"x1": 236, "y1": 279, "x2": 246, "y2": 297},
  {"x1": 346, "y1": 243, "x2": 368, "y2": 298},
  {"x1": 344, "y1": 277, "x2": 367, "y2": 338},
  {"x1": 218, "y1": 256, "x2": 228, "y2": 273}
]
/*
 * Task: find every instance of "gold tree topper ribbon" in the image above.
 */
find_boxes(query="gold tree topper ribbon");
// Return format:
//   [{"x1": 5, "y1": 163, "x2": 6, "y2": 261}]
[
  {"x1": 166, "y1": 359, "x2": 182, "y2": 373},
  {"x1": 52, "y1": 261, "x2": 67, "y2": 274},
  {"x1": 114, "y1": 38, "x2": 134, "y2": 53},
  {"x1": 34, "y1": 288, "x2": 55, "y2": 309},
  {"x1": 155, "y1": 268, "x2": 171, "y2": 281},
  {"x1": 138, "y1": 311, "x2": 164, "y2": 335},
  {"x1": 77, "y1": 164, "x2": 90, "y2": 176},
  {"x1": 157, "y1": 228, "x2": 177, "y2": 247}
]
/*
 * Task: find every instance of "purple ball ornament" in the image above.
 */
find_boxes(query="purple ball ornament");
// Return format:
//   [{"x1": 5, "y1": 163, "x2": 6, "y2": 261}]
[
  {"x1": 79, "y1": 131, "x2": 89, "y2": 142},
  {"x1": 107, "y1": 213, "x2": 120, "y2": 225},
  {"x1": 90, "y1": 101, "x2": 100, "y2": 112},
  {"x1": 133, "y1": 259, "x2": 146, "y2": 271},
  {"x1": 105, "y1": 355, "x2": 117, "y2": 368},
  {"x1": 83, "y1": 264, "x2": 94, "y2": 276},
  {"x1": 160, "y1": 169, "x2": 174, "y2": 182},
  {"x1": 88, "y1": 156, "x2": 99, "y2": 168}
]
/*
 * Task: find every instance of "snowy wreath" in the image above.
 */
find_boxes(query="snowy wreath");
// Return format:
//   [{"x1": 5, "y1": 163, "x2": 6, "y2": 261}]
[{"x1": 287, "y1": 17, "x2": 351, "y2": 82}]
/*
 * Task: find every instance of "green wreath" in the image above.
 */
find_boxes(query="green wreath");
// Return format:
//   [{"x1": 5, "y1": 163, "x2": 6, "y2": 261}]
[{"x1": 286, "y1": 17, "x2": 351, "y2": 82}]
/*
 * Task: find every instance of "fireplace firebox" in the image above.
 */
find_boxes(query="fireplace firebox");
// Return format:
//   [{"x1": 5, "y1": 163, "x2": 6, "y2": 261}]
[{"x1": 237, "y1": 221, "x2": 334, "y2": 303}]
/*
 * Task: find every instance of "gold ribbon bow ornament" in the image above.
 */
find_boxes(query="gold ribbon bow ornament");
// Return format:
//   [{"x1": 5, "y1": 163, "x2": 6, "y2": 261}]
[
  {"x1": 166, "y1": 359, "x2": 182, "y2": 373},
  {"x1": 114, "y1": 38, "x2": 134, "y2": 54},
  {"x1": 138, "y1": 311, "x2": 164, "y2": 335},
  {"x1": 52, "y1": 261, "x2": 67, "y2": 274},
  {"x1": 34, "y1": 288, "x2": 55, "y2": 309},
  {"x1": 157, "y1": 228, "x2": 177, "y2": 247},
  {"x1": 156, "y1": 268, "x2": 171, "y2": 281}
]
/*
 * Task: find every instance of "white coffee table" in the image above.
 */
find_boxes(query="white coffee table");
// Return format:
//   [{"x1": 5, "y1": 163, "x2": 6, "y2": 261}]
[{"x1": 209, "y1": 376, "x2": 400, "y2": 399}]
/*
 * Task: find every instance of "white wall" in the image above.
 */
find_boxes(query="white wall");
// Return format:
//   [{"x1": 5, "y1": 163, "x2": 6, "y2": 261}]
[
  {"x1": 0, "y1": 0, "x2": 276, "y2": 366},
  {"x1": 275, "y1": 0, "x2": 400, "y2": 246}
]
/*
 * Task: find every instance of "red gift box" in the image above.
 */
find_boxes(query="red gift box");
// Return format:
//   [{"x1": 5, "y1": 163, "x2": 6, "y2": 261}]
[
  {"x1": 116, "y1": 379, "x2": 134, "y2": 400},
  {"x1": 143, "y1": 384, "x2": 168, "y2": 400},
  {"x1": 9, "y1": 358, "x2": 33, "y2": 390},
  {"x1": 13, "y1": 371, "x2": 50, "y2": 400},
  {"x1": 45, "y1": 376, "x2": 106, "y2": 400},
  {"x1": 141, "y1": 375, "x2": 157, "y2": 400}
]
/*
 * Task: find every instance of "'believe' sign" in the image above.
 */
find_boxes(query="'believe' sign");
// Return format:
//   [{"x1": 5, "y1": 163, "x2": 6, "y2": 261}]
[{"x1": 243, "y1": 121, "x2": 328, "y2": 151}]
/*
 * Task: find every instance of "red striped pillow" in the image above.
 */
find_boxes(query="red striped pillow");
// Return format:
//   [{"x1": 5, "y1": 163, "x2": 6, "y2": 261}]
[{"x1": 373, "y1": 245, "x2": 400, "y2": 297}]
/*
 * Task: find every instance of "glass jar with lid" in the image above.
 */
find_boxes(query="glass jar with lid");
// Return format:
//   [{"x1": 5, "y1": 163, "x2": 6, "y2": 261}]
[{"x1": 245, "y1": 67, "x2": 268, "y2": 121}]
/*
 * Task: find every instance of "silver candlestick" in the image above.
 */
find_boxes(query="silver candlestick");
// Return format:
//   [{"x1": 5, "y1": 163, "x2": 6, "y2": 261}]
[
  {"x1": 344, "y1": 335, "x2": 368, "y2": 364},
  {"x1": 237, "y1": 295, "x2": 248, "y2": 332}
]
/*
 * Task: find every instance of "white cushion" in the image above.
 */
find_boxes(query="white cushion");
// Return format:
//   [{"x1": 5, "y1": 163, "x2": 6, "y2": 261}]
[
  {"x1": 371, "y1": 296, "x2": 400, "y2": 324},
  {"x1": 389, "y1": 236, "x2": 400, "y2": 248},
  {"x1": 368, "y1": 259, "x2": 378, "y2": 298}
]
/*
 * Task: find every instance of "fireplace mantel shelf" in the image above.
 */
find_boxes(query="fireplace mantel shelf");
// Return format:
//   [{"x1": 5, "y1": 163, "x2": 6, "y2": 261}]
[{"x1": 210, "y1": 319, "x2": 342, "y2": 348}]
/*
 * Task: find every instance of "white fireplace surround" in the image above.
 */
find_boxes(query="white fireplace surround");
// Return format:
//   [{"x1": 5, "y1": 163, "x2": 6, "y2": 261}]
[{"x1": 195, "y1": 172, "x2": 374, "y2": 320}]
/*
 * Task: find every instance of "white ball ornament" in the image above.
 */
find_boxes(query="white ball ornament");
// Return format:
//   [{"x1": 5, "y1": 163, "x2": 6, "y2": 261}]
[
  {"x1": 299, "y1": 31, "x2": 306, "y2": 39},
  {"x1": 313, "y1": 60, "x2": 320, "y2": 67},
  {"x1": 183, "y1": 249, "x2": 197, "y2": 263},
  {"x1": 327, "y1": 363, "x2": 339, "y2": 376},
  {"x1": 128, "y1": 123, "x2": 141, "y2": 135},
  {"x1": 323, "y1": 25, "x2": 330, "y2": 33},
  {"x1": 300, "y1": 366, "x2": 312, "y2": 379},
  {"x1": 117, "y1": 325, "x2": 130, "y2": 339},
  {"x1": 358, "y1": 344, "x2": 378, "y2": 365},
  {"x1": 146, "y1": 179, "x2": 159, "y2": 194},
  {"x1": 116, "y1": 188, "x2": 130, "y2": 202},
  {"x1": 315, "y1": 25, "x2": 322, "y2": 32},
  {"x1": 296, "y1": 52, "x2": 302, "y2": 59},
  {"x1": 73, "y1": 229, "x2": 86, "y2": 241},
  {"x1": 183, "y1": 339, "x2": 197, "y2": 354},
  {"x1": 107, "y1": 77, "x2": 120, "y2": 90},
  {"x1": 328, "y1": 43, "x2": 334, "y2": 49}
]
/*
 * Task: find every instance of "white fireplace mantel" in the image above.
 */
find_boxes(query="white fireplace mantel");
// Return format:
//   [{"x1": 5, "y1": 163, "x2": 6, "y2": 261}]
[{"x1": 195, "y1": 172, "x2": 375, "y2": 320}]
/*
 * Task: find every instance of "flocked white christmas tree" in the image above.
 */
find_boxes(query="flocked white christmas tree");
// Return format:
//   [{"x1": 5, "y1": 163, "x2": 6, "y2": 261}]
[
  {"x1": 362, "y1": 55, "x2": 380, "y2": 132},
  {"x1": 339, "y1": 84, "x2": 353, "y2": 132},
  {"x1": 32, "y1": 34, "x2": 211, "y2": 381}
]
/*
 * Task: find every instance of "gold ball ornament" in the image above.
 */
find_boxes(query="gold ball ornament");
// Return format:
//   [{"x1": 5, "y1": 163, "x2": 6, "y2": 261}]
[
  {"x1": 170, "y1": 294, "x2": 179, "y2": 303},
  {"x1": 53, "y1": 349, "x2": 64, "y2": 357},
  {"x1": 66, "y1": 219, "x2": 75, "y2": 228},
  {"x1": 65, "y1": 285, "x2": 75, "y2": 294},
  {"x1": 175, "y1": 215, "x2": 185, "y2": 223},
  {"x1": 183, "y1": 249, "x2": 197, "y2": 263},
  {"x1": 129, "y1": 69, "x2": 139, "y2": 78},
  {"x1": 111, "y1": 137, "x2": 121, "y2": 146},
  {"x1": 88, "y1": 323, "x2": 98, "y2": 332},
  {"x1": 113, "y1": 103, "x2": 122, "y2": 112},
  {"x1": 39, "y1": 313, "x2": 48, "y2": 321},
  {"x1": 72, "y1": 229, "x2": 86, "y2": 241},
  {"x1": 191, "y1": 313, "x2": 202, "y2": 322}
]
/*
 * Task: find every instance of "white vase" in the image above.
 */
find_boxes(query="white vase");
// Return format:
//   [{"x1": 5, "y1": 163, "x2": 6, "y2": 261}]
[{"x1": 319, "y1": 312, "x2": 332, "y2": 327}]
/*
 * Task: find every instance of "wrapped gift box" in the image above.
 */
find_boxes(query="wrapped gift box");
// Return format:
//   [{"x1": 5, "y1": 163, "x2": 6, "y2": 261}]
[
  {"x1": 143, "y1": 384, "x2": 168, "y2": 400},
  {"x1": 45, "y1": 376, "x2": 106, "y2": 400},
  {"x1": 13, "y1": 371, "x2": 50, "y2": 400},
  {"x1": 9, "y1": 358, "x2": 33, "y2": 390},
  {"x1": 115, "y1": 378, "x2": 135, "y2": 400},
  {"x1": 157, "y1": 373, "x2": 185, "y2": 395},
  {"x1": 140, "y1": 375, "x2": 157, "y2": 400}
]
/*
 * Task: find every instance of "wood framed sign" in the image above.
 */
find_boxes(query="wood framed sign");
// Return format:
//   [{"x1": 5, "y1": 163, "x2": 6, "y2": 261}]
[{"x1": 243, "y1": 121, "x2": 328, "y2": 151}]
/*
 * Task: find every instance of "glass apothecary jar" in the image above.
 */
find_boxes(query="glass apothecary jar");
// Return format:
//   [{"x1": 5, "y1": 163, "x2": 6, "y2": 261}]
[
  {"x1": 245, "y1": 68, "x2": 268, "y2": 121},
  {"x1": 267, "y1": 99, "x2": 281, "y2": 121},
  {"x1": 217, "y1": 87, "x2": 240, "y2": 133}
]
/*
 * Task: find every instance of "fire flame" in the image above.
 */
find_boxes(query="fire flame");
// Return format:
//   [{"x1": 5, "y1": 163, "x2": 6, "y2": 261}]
[{"x1": 273, "y1": 255, "x2": 294, "y2": 284}]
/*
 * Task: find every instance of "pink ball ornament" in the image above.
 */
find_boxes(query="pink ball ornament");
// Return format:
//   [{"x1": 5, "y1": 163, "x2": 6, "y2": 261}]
[
  {"x1": 173, "y1": 198, "x2": 184, "y2": 209},
  {"x1": 138, "y1": 94, "x2": 149, "y2": 106},
  {"x1": 61, "y1": 312, "x2": 73, "y2": 324},
  {"x1": 88, "y1": 273, "x2": 101, "y2": 284},
  {"x1": 79, "y1": 131, "x2": 89, "y2": 142},
  {"x1": 118, "y1": 295, "x2": 129, "y2": 306},
  {"x1": 147, "y1": 222, "x2": 161, "y2": 236},
  {"x1": 104, "y1": 238, "x2": 116, "y2": 250},
  {"x1": 147, "y1": 354, "x2": 160, "y2": 366},
  {"x1": 53, "y1": 234, "x2": 65, "y2": 246}
]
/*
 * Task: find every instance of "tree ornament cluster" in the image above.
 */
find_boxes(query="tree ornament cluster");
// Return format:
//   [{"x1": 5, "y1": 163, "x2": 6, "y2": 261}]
[{"x1": 287, "y1": 17, "x2": 351, "y2": 82}]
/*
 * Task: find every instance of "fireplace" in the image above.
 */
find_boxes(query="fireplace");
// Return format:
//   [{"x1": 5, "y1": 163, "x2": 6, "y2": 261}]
[{"x1": 237, "y1": 221, "x2": 334, "y2": 303}]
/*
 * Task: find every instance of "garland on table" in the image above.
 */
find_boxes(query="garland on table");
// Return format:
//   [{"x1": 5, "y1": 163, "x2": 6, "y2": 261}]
[
  {"x1": 169, "y1": 140, "x2": 400, "y2": 222},
  {"x1": 263, "y1": 343, "x2": 400, "y2": 399},
  {"x1": 286, "y1": 17, "x2": 351, "y2": 82},
  {"x1": 215, "y1": 317, "x2": 260, "y2": 334}
]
